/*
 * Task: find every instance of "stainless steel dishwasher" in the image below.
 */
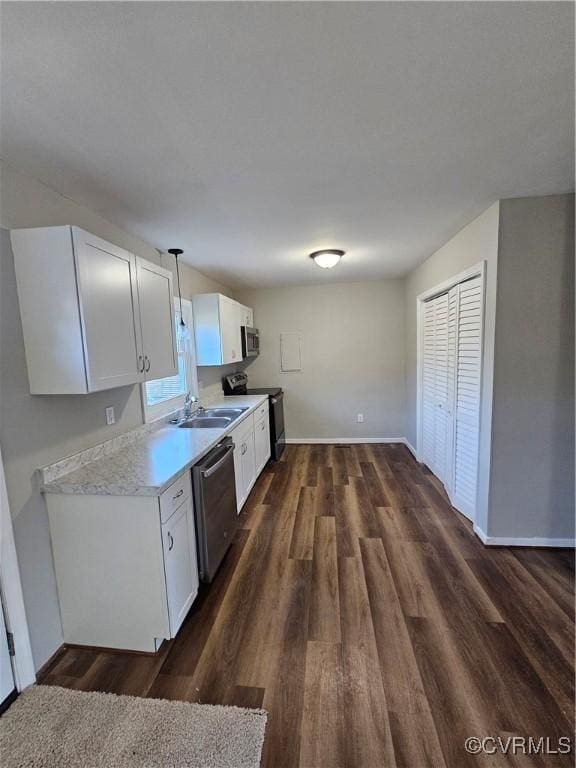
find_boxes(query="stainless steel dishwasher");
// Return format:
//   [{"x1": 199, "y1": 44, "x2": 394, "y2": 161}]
[{"x1": 192, "y1": 437, "x2": 238, "y2": 583}]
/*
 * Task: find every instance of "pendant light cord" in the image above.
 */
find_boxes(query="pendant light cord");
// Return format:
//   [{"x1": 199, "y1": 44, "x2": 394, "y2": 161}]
[
  {"x1": 175, "y1": 257, "x2": 185, "y2": 326},
  {"x1": 168, "y1": 248, "x2": 186, "y2": 327}
]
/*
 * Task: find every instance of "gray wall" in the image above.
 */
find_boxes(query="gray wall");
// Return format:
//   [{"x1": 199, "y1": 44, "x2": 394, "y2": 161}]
[
  {"x1": 237, "y1": 280, "x2": 406, "y2": 440},
  {"x1": 0, "y1": 164, "x2": 235, "y2": 669},
  {"x1": 488, "y1": 194, "x2": 575, "y2": 539},
  {"x1": 404, "y1": 203, "x2": 500, "y2": 533}
]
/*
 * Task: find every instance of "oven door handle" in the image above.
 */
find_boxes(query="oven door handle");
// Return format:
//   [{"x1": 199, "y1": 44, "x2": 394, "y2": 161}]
[{"x1": 201, "y1": 444, "x2": 234, "y2": 478}]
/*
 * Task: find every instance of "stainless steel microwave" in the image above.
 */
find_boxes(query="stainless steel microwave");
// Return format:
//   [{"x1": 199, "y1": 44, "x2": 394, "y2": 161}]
[{"x1": 241, "y1": 326, "x2": 259, "y2": 358}]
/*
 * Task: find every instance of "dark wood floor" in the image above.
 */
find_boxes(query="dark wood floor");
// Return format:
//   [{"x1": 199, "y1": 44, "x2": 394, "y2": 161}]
[{"x1": 39, "y1": 444, "x2": 575, "y2": 767}]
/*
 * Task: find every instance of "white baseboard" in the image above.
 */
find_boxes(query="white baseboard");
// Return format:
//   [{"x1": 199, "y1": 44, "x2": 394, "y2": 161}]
[
  {"x1": 473, "y1": 525, "x2": 575, "y2": 548},
  {"x1": 284, "y1": 437, "x2": 409, "y2": 445},
  {"x1": 403, "y1": 439, "x2": 417, "y2": 458}
]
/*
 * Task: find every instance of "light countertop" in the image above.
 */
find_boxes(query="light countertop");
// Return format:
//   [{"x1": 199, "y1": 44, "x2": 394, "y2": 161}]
[{"x1": 41, "y1": 394, "x2": 269, "y2": 497}]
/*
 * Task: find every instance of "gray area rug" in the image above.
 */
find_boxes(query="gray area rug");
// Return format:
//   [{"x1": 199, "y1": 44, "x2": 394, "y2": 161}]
[{"x1": 0, "y1": 685, "x2": 267, "y2": 767}]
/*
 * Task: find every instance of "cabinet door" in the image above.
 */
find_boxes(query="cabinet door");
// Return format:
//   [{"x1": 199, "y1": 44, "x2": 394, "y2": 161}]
[
  {"x1": 219, "y1": 296, "x2": 242, "y2": 364},
  {"x1": 0, "y1": 598, "x2": 15, "y2": 707},
  {"x1": 240, "y1": 421, "x2": 256, "y2": 499},
  {"x1": 73, "y1": 228, "x2": 142, "y2": 391},
  {"x1": 161, "y1": 500, "x2": 199, "y2": 638},
  {"x1": 254, "y1": 414, "x2": 270, "y2": 475},
  {"x1": 193, "y1": 294, "x2": 222, "y2": 366},
  {"x1": 229, "y1": 423, "x2": 245, "y2": 512},
  {"x1": 238, "y1": 304, "x2": 254, "y2": 328},
  {"x1": 137, "y1": 258, "x2": 177, "y2": 380}
]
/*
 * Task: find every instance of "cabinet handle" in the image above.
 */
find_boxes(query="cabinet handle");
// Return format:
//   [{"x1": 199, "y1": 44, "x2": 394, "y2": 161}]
[
  {"x1": 138, "y1": 355, "x2": 145, "y2": 373},
  {"x1": 173, "y1": 489, "x2": 184, "y2": 501},
  {"x1": 167, "y1": 532, "x2": 174, "y2": 551},
  {"x1": 261, "y1": 422, "x2": 265, "y2": 430},
  {"x1": 241, "y1": 442, "x2": 247, "y2": 455},
  {"x1": 145, "y1": 356, "x2": 151, "y2": 373}
]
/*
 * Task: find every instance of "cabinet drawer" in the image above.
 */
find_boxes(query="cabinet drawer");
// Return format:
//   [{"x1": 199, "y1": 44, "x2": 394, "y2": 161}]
[
  {"x1": 255, "y1": 400, "x2": 269, "y2": 420},
  {"x1": 160, "y1": 472, "x2": 192, "y2": 523}
]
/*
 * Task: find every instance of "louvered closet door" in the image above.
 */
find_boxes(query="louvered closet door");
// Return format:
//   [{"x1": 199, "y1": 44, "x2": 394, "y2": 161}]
[
  {"x1": 422, "y1": 292, "x2": 450, "y2": 481},
  {"x1": 444, "y1": 286, "x2": 459, "y2": 499},
  {"x1": 422, "y1": 300, "x2": 436, "y2": 472},
  {"x1": 451, "y1": 275, "x2": 483, "y2": 520}
]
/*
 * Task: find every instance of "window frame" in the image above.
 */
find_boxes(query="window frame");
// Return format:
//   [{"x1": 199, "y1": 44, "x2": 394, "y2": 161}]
[{"x1": 141, "y1": 297, "x2": 198, "y2": 423}]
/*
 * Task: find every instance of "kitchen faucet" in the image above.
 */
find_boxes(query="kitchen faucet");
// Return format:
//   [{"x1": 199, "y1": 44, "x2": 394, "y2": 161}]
[{"x1": 183, "y1": 393, "x2": 198, "y2": 419}]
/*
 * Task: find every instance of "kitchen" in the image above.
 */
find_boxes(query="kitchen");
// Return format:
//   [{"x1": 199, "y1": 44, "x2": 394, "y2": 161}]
[
  {"x1": 9, "y1": 224, "x2": 283, "y2": 653},
  {"x1": 0, "y1": 4, "x2": 573, "y2": 768}
]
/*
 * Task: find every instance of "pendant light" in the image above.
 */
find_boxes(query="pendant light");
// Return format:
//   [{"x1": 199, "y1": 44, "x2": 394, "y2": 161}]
[
  {"x1": 309, "y1": 249, "x2": 345, "y2": 269},
  {"x1": 167, "y1": 247, "x2": 192, "y2": 351},
  {"x1": 168, "y1": 248, "x2": 186, "y2": 328}
]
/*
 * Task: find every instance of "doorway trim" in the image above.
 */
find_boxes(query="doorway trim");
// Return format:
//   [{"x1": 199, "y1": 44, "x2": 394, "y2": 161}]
[
  {"x1": 0, "y1": 445, "x2": 35, "y2": 690},
  {"x1": 416, "y1": 260, "x2": 487, "y2": 521}
]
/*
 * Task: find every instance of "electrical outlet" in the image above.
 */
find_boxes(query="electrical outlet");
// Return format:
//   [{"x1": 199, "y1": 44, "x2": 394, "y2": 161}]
[
  {"x1": 105, "y1": 406, "x2": 115, "y2": 426},
  {"x1": 357, "y1": 413, "x2": 364, "y2": 423}
]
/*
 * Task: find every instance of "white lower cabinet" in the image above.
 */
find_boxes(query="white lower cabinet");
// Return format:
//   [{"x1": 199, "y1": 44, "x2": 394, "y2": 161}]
[
  {"x1": 241, "y1": 423, "x2": 256, "y2": 498},
  {"x1": 44, "y1": 401, "x2": 270, "y2": 652},
  {"x1": 230, "y1": 403, "x2": 269, "y2": 513},
  {"x1": 230, "y1": 417, "x2": 256, "y2": 512},
  {"x1": 254, "y1": 413, "x2": 271, "y2": 475},
  {"x1": 253, "y1": 400, "x2": 271, "y2": 477},
  {"x1": 46, "y1": 471, "x2": 198, "y2": 652},
  {"x1": 161, "y1": 496, "x2": 199, "y2": 638}
]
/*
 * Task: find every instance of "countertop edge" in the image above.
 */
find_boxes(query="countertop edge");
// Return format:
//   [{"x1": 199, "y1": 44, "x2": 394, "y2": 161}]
[{"x1": 41, "y1": 394, "x2": 270, "y2": 498}]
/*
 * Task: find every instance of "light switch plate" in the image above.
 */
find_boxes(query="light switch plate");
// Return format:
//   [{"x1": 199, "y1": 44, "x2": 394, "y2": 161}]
[
  {"x1": 357, "y1": 413, "x2": 364, "y2": 423},
  {"x1": 105, "y1": 406, "x2": 115, "y2": 425}
]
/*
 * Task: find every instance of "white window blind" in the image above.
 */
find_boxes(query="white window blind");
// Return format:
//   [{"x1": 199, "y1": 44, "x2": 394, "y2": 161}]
[{"x1": 145, "y1": 330, "x2": 188, "y2": 406}]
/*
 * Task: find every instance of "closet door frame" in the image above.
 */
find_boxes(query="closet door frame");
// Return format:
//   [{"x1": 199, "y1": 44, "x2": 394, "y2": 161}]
[{"x1": 416, "y1": 260, "x2": 486, "y2": 521}]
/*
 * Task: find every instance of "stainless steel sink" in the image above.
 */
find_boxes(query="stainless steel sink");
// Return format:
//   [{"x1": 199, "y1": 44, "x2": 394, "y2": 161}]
[
  {"x1": 179, "y1": 416, "x2": 232, "y2": 429},
  {"x1": 176, "y1": 406, "x2": 249, "y2": 429},
  {"x1": 201, "y1": 407, "x2": 248, "y2": 418}
]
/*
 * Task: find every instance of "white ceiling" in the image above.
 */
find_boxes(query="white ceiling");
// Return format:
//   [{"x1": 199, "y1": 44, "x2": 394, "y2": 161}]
[{"x1": 1, "y1": 2, "x2": 573, "y2": 288}]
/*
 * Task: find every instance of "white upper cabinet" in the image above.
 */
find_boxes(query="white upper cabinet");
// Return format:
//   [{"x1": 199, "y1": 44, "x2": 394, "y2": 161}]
[
  {"x1": 11, "y1": 226, "x2": 176, "y2": 394},
  {"x1": 193, "y1": 293, "x2": 244, "y2": 366},
  {"x1": 219, "y1": 296, "x2": 242, "y2": 364},
  {"x1": 238, "y1": 304, "x2": 254, "y2": 328},
  {"x1": 135, "y1": 257, "x2": 177, "y2": 380},
  {"x1": 74, "y1": 229, "x2": 142, "y2": 392}
]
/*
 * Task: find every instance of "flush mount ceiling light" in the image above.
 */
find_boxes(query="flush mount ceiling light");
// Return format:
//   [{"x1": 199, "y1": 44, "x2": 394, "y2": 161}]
[{"x1": 309, "y1": 249, "x2": 345, "y2": 269}]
